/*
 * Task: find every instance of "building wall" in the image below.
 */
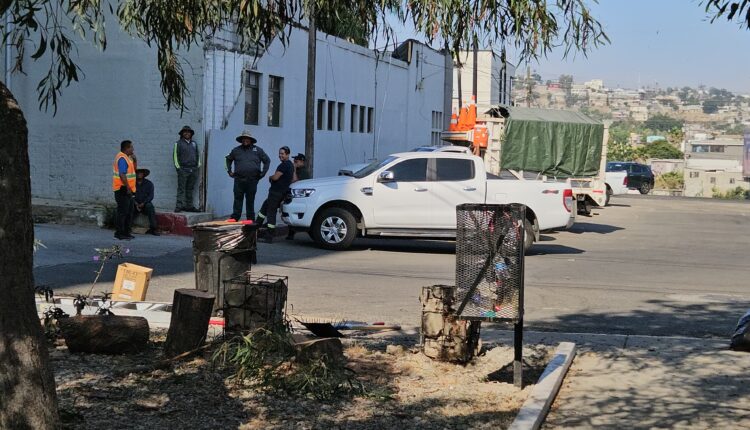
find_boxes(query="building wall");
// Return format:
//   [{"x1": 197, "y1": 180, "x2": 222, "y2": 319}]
[
  {"x1": 8, "y1": 27, "x2": 204, "y2": 209},
  {"x1": 204, "y1": 29, "x2": 449, "y2": 217},
  {"x1": 452, "y1": 51, "x2": 514, "y2": 114},
  {"x1": 684, "y1": 168, "x2": 749, "y2": 197}
]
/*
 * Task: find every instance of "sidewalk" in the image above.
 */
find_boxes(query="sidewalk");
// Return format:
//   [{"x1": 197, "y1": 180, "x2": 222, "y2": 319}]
[{"x1": 477, "y1": 328, "x2": 750, "y2": 429}]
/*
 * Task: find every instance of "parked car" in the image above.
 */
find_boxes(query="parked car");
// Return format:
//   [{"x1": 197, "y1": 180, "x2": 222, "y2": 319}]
[
  {"x1": 606, "y1": 162, "x2": 655, "y2": 195},
  {"x1": 604, "y1": 170, "x2": 629, "y2": 205},
  {"x1": 283, "y1": 151, "x2": 576, "y2": 252}
]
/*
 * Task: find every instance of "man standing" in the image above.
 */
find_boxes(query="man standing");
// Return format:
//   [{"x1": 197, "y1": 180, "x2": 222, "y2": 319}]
[
  {"x1": 133, "y1": 168, "x2": 160, "y2": 236},
  {"x1": 174, "y1": 125, "x2": 201, "y2": 212},
  {"x1": 113, "y1": 140, "x2": 136, "y2": 240},
  {"x1": 286, "y1": 153, "x2": 309, "y2": 240},
  {"x1": 226, "y1": 130, "x2": 270, "y2": 220},
  {"x1": 256, "y1": 146, "x2": 294, "y2": 243}
]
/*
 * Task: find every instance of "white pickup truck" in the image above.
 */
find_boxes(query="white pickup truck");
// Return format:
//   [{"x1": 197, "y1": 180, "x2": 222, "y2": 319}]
[
  {"x1": 282, "y1": 151, "x2": 575, "y2": 251},
  {"x1": 604, "y1": 170, "x2": 629, "y2": 205}
]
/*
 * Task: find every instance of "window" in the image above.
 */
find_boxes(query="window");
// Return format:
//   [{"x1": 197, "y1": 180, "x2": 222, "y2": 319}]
[
  {"x1": 689, "y1": 171, "x2": 700, "y2": 178},
  {"x1": 435, "y1": 158, "x2": 474, "y2": 181},
  {"x1": 431, "y1": 110, "x2": 443, "y2": 146},
  {"x1": 730, "y1": 178, "x2": 736, "y2": 184},
  {"x1": 337, "y1": 102, "x2": 345, "y2": 131},
  {"x1": 389, "y1": 158, "x2": 428, "y2": 182},
  {"x1": 350, "y1": 105, "x2": 358, "y2": 132},
  {"x1": 367, "y1": 107, "x2": 374, "y2": 133},
  {"x1": 359, "y1": 106, "x2": 366, "y2": 133},
  {"x1": 327, "y1": 101, "x2": 335, "y2": 131},
  {"x1": 244, "y1": 71, "x2": 260, "y2": 125},
  {"x1": 267, "y1": 76, "x2": 283, "y2": 127},
  {"x1": 317, "y1": 99, "x2": 325, "y2": 130},
  {"x1": 710, "y1": 177, "x2": 716, "y2": 184}
]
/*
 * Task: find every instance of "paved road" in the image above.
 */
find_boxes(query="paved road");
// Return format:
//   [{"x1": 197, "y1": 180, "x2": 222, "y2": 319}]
[{"x1": 34, "y1": 194, "x2": 750, "y2": 338}]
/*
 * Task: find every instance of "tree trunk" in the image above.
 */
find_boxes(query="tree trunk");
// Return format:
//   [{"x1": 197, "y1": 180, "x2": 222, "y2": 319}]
[
  {"x1": 164, "y1": 289, "x2": 215, "y2": 358},
  {"x1": 58, "y1": 316, "x2": 149, "y2": 354},
  {"x1": 0, "y1": 81, "x2": 60, "y2": 428}
]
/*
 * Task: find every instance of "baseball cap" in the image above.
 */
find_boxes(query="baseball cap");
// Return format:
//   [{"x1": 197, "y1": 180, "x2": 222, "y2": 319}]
[{"x1": 293, "y1": 153, "x2": 306, "y2": 161}]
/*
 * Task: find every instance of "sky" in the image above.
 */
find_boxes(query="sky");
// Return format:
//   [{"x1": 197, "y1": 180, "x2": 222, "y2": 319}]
[{"x1": 392, "y1": 0, "x2": 750, "y2": 93}]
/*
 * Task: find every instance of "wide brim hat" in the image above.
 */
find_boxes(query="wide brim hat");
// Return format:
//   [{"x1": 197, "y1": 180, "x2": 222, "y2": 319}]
[
  {"x1": 236, "y1": 130, "x2": 257, "y2": 144},
  {"x1": 136, "y1": 168, "x2": 151, "y2": 177},
  {"x1": 179, "y1": 125, "x2": 195, "y2": 135}
]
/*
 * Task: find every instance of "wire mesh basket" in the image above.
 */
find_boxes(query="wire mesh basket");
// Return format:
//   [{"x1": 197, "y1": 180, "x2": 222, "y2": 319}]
[
  {"x1": 454, "y1": 203, "x2": 525, "y2": 322},
  {"x1": 222, "y1": 272, "x2": 288, "y2": 333}
]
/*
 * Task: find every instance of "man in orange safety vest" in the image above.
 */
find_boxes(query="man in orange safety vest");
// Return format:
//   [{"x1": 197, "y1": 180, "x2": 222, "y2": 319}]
[{"x1": 113, "y1": 140, "x2": 137, "y2": 240}]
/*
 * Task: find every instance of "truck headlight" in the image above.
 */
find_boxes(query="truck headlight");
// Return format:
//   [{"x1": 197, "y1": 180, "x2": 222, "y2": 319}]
[{"x1": 291, "y1": 188, "x2": 315, "y2": 198}]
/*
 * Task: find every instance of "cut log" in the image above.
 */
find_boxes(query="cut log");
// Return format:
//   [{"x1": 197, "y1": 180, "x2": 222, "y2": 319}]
[
  {"x1": 293, "y1": 338, "x2": 344, "y2": 366},
  {"x1": 59, "y1": 315, "x2": 149, "y2": 354},
  {"x1": 164, "y1": 289, "x2": 215, "y2": 358},
  {"x1": 420, "y1": 285, "x2": 481, "y2": 363}
]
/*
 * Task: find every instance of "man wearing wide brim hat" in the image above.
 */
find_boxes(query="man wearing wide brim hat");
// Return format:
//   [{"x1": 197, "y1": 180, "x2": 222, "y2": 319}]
[
  {"x1": 133, "y1": 168, "x2": 160, "y2": 235},
  {"x1": 173, "y1": 125, "x2": 201, "y2": 212},
  {"x1": 226, "y1": 129, "x2": 270, "y2": 220}
]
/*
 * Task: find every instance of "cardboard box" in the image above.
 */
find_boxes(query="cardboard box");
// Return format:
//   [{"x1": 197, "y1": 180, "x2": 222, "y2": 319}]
[{"x1": 111, "y1": 263, "x2": 153, "y2": 302}]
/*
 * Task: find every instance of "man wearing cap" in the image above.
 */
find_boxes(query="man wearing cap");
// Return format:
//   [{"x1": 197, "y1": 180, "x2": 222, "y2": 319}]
[
  {"x1": 113, "y1": 140, "x2": 136, "y2": 240},
  {"x1": 226, "y1": 130, "x2": 270, "y2": 220},
  {"x1": 256, "y1": 146, "x2": 294, "y2": 243},
  {"x1": 132, "y1": 168, "x2": 160, "y2": 236},
  {"x1": 173, "y1": 125, "x2": 201, "y2": 212}
]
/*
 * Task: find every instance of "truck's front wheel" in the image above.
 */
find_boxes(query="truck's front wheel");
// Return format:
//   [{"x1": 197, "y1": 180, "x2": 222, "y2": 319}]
[{"x1": 311, "y1": 207, "x2": 357, "y2": 250}]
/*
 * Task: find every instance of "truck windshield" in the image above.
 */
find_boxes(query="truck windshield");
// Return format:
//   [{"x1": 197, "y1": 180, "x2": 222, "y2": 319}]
[{"x1": 353, "y1": 156, "x2": 398, "y2": 178}]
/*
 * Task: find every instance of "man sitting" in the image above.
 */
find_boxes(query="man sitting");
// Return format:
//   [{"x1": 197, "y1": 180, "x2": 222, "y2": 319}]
[{"x1": 133, "y1": 168, "x2": 160, "y2": 236}]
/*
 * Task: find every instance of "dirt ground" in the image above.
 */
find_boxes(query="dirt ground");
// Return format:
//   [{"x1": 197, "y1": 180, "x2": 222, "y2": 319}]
[{"x1": 53, "y1": 330, "x2": 551, "y2": 430}]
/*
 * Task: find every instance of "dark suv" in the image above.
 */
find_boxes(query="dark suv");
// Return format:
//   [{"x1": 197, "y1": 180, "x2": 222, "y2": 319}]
[{"x1": 606, "y1": 162, "x2": 655, "y2": 194}]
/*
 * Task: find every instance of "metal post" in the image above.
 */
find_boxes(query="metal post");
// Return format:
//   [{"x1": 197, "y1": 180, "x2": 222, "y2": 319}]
[
  {"x1": 304, "y1": 4, "x2": 316, "y2": 176},
  {"x1": 4, "y1": 11, "x2": 13, "y2": 89}
]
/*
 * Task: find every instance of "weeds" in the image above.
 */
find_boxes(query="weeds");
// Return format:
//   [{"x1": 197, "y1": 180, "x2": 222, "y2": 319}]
[{"x1": 212, "y1": 328, "x2": 366, "y2": 401}]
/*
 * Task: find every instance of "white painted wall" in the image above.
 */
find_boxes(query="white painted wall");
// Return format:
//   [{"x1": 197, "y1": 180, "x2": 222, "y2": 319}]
[
  {"x1": 204, "y1": 29, "x2": 449, "y2": 217},
  {"x1": 9, "y1": 27, "x2": 204, "y2": 210},
  {"x1": 452, "y1": 51, "x2": 515, "y2": 114}
]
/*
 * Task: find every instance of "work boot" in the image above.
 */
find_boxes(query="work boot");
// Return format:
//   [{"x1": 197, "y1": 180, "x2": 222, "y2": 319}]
[
  {"x1": 145, "y1": 229, "x2": 161, "y2": 236},
  {"x1": 261, "y1": 229, "x2": 274, "y2": 243},
  {"x1": 174, "y1": 207, "x2": 183, "y2": 213}
]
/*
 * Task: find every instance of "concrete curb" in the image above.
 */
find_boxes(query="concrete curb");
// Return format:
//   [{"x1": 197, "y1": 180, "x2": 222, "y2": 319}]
[{"x1": 508, "y1": 342, "x2": 577, "y2": 430}]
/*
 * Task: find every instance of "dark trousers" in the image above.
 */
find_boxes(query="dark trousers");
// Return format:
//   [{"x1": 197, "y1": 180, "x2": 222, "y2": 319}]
[
  {"x1": 232, "y1": 178, "x2": 259, "y2": 220},
  {"x1": 134, "y1": 202, "x2": 158, "y2": 230},
  {"x1": 176, "y1": 167, "x2": 199, "y2": 210},
  {"x1": 114, "y1": 187, "x2": 134, "y2": 236},
  {"x1": 258, "y1": 190, "x2": 285, "y2": 228}
]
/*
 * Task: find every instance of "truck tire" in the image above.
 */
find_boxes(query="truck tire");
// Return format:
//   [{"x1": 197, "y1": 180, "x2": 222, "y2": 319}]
[
  {"x1": 639, "y1": 182, "x2": 651, "y2": 195},
  {"x1": 310, "y1": 207, "x2": 357, "y2": 250},
  {"x1": 605, "y1": 185, "x2": 613, "y2": 206},
  {"x1": 524, "y1": 219, "x2": 535, "y2": 254}
]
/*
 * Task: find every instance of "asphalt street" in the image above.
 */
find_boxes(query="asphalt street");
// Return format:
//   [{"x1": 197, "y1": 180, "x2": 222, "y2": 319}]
[{"x1": 34, "y1": 194, "x2": 750, "y2": 338}]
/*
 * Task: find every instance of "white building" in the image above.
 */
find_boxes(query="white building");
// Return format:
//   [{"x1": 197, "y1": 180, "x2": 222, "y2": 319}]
[
  {"x1": 451, "y1": 50, "x2": 515, "y2": 114},
  {"x1": 4, "y1": 25, "x2": 452, "y2": 217}
]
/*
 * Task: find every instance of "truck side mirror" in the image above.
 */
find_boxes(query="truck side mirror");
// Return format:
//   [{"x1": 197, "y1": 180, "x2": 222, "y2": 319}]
[{"x1": 377, "y1": 171, "x2": 395, "y2": 183}]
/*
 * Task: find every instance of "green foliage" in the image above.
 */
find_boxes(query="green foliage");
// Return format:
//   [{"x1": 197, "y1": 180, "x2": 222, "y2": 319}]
[
  {"x1": 636, "y1": 140, "x2": 683, "y2": 160},
  {"x1": 711, "y1": 186, "x2": 750, "y2": 199},
  {"x1": 212, "y1": 329, "x2": 365, "y2": 401},
  {"x1": 607, "y1": 140, "x2": 636, "y2": 161},
  {"x1": 655, "y1": 171, "x2": 684, "y2": 190},
  {"x1": 703, "y1": 99, "x2": 721, "y2": 114},
  {"x1": 2, "y1": 0, "x2": 609, "y2": 112},
  {"x1": 644, "y1": 114, "x2": 683, "y2": 132}
]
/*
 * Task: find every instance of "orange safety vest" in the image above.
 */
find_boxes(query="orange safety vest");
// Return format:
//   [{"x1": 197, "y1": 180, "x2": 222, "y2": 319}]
[{"x1": 112, "y1": 152, "x2": 136, "y2": 192}]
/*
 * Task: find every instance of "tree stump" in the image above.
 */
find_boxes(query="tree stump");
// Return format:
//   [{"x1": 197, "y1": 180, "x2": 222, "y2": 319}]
[
  {"x1": 59, "y1": 315, "x2": 149, "y2": 354},
  {"x1": 420, "y1": 285, "x2": 481, "y2": 363},
  {"x1": 164, "y1": 289, "x2": 215, "y2": 358}
]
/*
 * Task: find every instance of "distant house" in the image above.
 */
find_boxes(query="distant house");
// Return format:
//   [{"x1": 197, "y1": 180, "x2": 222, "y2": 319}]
[{"x1": 684, "y1": 138, "x2": 749, "y2": 197}]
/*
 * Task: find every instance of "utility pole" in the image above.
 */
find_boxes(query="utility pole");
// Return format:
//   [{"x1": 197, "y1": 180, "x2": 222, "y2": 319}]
[
  {"x1": 304, "y1": 2, "x2": 316, "y2": 175},
  {"x1": 472, "y1": 39, "x2": 478, "y2": 101},
  {"x1": 525, "y1": 67, "x2": 532, "y2": 107}
]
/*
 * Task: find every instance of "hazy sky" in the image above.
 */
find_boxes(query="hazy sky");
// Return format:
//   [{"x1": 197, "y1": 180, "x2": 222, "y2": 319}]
[
  {"x1": 522, "y1": 0, "x2": 750, "y2": 93},
  {"x1": 392, "y1": 0, "x2": 750, "y2": 93}
]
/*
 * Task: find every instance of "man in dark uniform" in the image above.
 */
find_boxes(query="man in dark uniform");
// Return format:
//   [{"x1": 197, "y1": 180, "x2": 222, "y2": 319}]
[
  {"x1": 132, "y1": 168, "x2": 160, "y2": 236},
  {"x1": 286, "y1": 153, "x2": 309, "y2": 240},
  {"x1": 256, "y1": 146, "x2": 294, "y2": 243},
  {"x1": 173, "y1": 125, "x2": 201, "y2": 212},
  {"x1": 226, "y1": 130, "x2": 270, "y2": 220}
]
